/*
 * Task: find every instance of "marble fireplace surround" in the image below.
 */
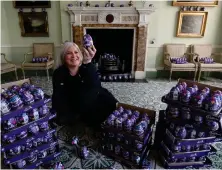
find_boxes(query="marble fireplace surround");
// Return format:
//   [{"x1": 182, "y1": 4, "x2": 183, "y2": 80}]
[{"x1": 66, "y1": 6, "x2": 156, "y2": 79}]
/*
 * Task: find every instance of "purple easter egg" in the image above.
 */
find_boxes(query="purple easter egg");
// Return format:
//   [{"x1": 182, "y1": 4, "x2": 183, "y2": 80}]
[
  {"x1": 115, "y1": 117, "x2": 123, "y2": 129},
  {"x1": 18, "y1": 113, "x2": 29, "y2": 125},
  {"x1": 81, "y1": 146, "x2": 89, "y2": 159},
  {"x1": 121, "y1": 113, "x2": 128, "y2": 121},
  {"x1": 39, "y1": 121, "x2": 49, "y2": 131},
  {"x1": 192, "y1": 84, "x2": 198, "y2": 93},
  {"x1": 113, "y1": 110, "x2": 120, "y2": 117},
  {"x1": 54, "y1": 162, "x2": 64, "y2": 169},
  {"x1": 197, "y1": 131, "x2": 205, "y2": 138},
  {"x1": 31, "y1": 87, "x2": 44, "y2": 100},
  {"x1": 116, "y1": 133, "x2": 123, "y2": 142},
  {"x1": 141, "y1": 113, "x2": 150, "y2": 123},
  {"x1": 17, "y1": 130, "x2": 28, "y2": 139},
  {"x1": 137, "y1": 120, "x2": 148, "y2": 130},
  {"x1": 202, "y1": 144, "x2": 209, "y2": 150},
  {"x1": 207, "y1": 121, "x2": 219, "y2": 131},
  {"x1": 38, "y1": 150, "x2": 47, "y2": 159},
  {"x1": 133, "y1": 124, "x2": 144, "y2": 136},
  {"x1": 29, "y1": 123, "x2": 39, "y2": 135},
  {"x1": 118, "y1": 106, "x2": 124, "y2": 113},
  {"x1": 8, "y1": 94, "x2": 23, "y2": 109},
  {"x1": 194, "y1": 144, "x2": 200, "y2": 151},
  {"x1": 123, "y1": 119, "x2": 132, "y2": 132},
  {"x1": 108, "y1": 114, "x2": 116, "y2": 121},
  {"x1": 168, "y1": 107, "x2": 179, "y2": 118},
  {"x1": 180, "y1": 90, "x2": 191, "y2": 103},
  {"x1": 122, "y1": 150, "x2": 129, "y2": 159},
  {"x1": 135, "y1": 141, "x2": 143, "y2": 151},
  {"x1": 48, "y1": 145, "x2": 56, "y2": 154},
  {"x1": 19, "y1": 90, "x2": 34, "y2": 105},
  {"x1": 4, "y1": 117, "x2": 17, "y2": 130},
  {"x1": 28, "y1": 152, "x2": 38, "y2": 163},
  {"x1": 14, "y1": 160, "x2": 26, "y2": 168},
  {"x1": 175, "y1": 126, "x2": 187, "y2": 139},
  {"x1": 72, "y1": 136, "x2": 79, "y2": 145},
  {"x1": 29, "y1": 108, "x2": 39, "y2": 121},
  {"x1": 114, "y1": 145, "x2": 121, "y2": 155},
  {"x1": 33, "y1": 137, "x2": 43, "y2": 147},
  {"x1": 194, "y1": 115, "x2": 203, "y2": 124},
  {"x1": 125, "y1": 109, "x2": 132, "y2": 116},
  {"x1": 39, "y1": 104, "x2": 49, "y2": 117},
  {"x1": 1, "y1": 98, "x2": 11, "y2": 114},
  {"x1": 9, "y1": 145, "x2": 22, "y2": 156},
  {"x1": 182, "y1": 145, "x2": 191, "y2": 152},
  {"x1": 133, "y1": 155, "x2": 141, "y2": 165},
  {"x1": 133, "y1": 110, "x2": 140, "y2": 117},
  {"x1": 198, "y1": 156, "x2": 206, "y2": 162},
  {"x1": 172, "y1": 145, "x2": 181, "y2": 152},
  {"x1": 187, "y1": 129, "x2": 197, "y2": 139},
  {"x1": 181, "y1": 107, "x2": 191, "y2": 120},
  {"x1": 178, "y1": 157, "x2": 187, "y2": 162},
  {"x1": 83, "y1": 34, "x2": 93, "y2": 48},
  {"x1": 209, "y1": 96, "x2": 221, "y2": 112}
]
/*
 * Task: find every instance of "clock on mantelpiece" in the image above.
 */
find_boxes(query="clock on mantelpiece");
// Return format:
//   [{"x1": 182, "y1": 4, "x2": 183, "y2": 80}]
[{"x1": 13, "y1": 1, "x2": 51, "y2": 8}]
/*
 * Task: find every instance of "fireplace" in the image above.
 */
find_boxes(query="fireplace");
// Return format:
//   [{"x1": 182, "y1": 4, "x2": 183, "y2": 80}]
[
  {"x1": 66, "y1": 5, "x2": 156, "y2": 79},
  {"x1": 85, "y1": 28, "x2": 135, "y2": 74}
]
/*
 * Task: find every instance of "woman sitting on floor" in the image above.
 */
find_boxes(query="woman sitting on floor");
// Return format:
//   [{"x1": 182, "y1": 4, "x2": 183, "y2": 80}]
[{"x1": 52, "y1": 42, "x2": 118, "y2": 130}]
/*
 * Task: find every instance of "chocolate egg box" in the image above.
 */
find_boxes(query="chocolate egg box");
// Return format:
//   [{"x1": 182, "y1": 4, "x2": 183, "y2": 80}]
[
  {"x1": 1, "y1": 129, "x2": 56, "y2": 153},
  {"x1": 159, "y1": 150, "x2": 212, "y2": 169},
  {"x1": 102, "y1": 140, "x2": 151, "y2": 168},
  {"x1": 22, "y1": 151, "x2": 61, "y2": 169},
  {"x1": 165, "y1": 129, "x2": 215, "y2": 146},
  {"x1": 3, "y1": 140, "x2": 58, "y2": 166},
  {"x1": 101, "y1": 103, "x2": 155, "y2": 143},
  {"x1": 160, "y1": 141, "x2": 211, "y2": 160},
  {"x1": 101, "y1": 129, "x2": 152, "y2": 154},
  {"x1": 1, "y1": 113, "x2": 56, "y2": 139}
]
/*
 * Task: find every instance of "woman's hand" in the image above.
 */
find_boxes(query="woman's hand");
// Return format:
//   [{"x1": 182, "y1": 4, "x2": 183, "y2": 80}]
[{"x1": 83, "y1": 45, "x2": 97, "y2": 64}]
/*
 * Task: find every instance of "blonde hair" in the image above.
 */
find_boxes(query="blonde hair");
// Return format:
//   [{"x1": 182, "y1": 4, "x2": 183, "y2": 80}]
[{"x1": 56, "y1": 42, "x2": 83, "y2": 68}]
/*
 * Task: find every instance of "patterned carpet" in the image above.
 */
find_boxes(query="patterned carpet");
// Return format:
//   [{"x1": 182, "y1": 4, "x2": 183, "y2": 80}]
[{"x1": 2, "y1": 76, "x2": 222, "y2": 169}]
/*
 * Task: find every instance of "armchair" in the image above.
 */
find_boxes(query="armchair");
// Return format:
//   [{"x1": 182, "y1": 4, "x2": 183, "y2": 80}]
[
  {"x1": 163, "y1": 44, "x2": 197, "y2": 81},
  {"x1": 21, "y1": 43, "x2": 54, "y2": 81},
  {"x1": 191, "y1": 44, "x2": 222, "y2": 82},
  {"x1": 1, "y1": 53, "x2": 18, "y2": 80}
]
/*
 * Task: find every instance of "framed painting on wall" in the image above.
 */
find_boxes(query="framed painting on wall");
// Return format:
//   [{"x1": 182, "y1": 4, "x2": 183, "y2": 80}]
[
  {"x1": 172, "y1": 0, "x2": 218, "y2": 7},
  {"x1": 18, "y1": 12, "x2": 49, "y2": 37},
  {"x1": 13, "y1": 1, "x2": 51, "y2": 8},
  {"x1": 176, "y1": 11, "x2": 208, "y2": 38}
]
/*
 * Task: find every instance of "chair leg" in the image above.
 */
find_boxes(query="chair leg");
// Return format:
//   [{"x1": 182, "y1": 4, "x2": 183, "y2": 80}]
[
  {"x1": 194, "y1": 69, "x2": 197, "y2": 81},
  {"x1": 22, "y1": 68, "x2": 26, "y2": 79},
  {"x1": 46, "y1": 69, "x2": 49, "y2": 81},
  {"x1": 14, "y1": 69, "x2": 18, "y2": 80},
  {"x1": 198, "y1": 69, "x2": 202, "y2": 82},
  {"x1": 169, "y1": 69, "x2": 173, "y2": 82}
]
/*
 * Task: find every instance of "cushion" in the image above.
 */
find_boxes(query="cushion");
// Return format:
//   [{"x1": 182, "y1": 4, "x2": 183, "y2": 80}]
[
  {"x1": 199, "y1": 63, "x2": 222, "y2": 68},
  {"x1": 164, "y1": 60, "x2": 195, "y2": 68},
  {"x1": 23, "y1": 60, "x2": 54, "y2": 67}
]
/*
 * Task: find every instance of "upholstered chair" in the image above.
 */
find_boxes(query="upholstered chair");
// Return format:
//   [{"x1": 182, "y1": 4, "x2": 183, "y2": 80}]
[
  {"x1": 163, "y1": 44, "x2": 198, "y2": 81},
  {"x1": 191, "y1": 44, "x2": 222, "y2": 82},
  {"x1": 22, "y1": 43, "x2": 54, "y2": 81}
]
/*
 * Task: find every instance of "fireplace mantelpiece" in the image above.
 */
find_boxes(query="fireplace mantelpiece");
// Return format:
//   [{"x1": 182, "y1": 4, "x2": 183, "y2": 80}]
[{"x1": 66, "y1": 6, "x2": 156, "y2": 79}]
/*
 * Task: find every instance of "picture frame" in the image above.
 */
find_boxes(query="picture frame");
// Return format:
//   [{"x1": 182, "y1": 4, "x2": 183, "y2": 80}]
[
  {"x1": 176, "y1": 11, "x2": 208, "y2": 38},
  {"x1": 18, "y1": 12, "x2": 49, "y2": 37},
  {"x1": 13, "y1": 1, "x2": 51, "y2": 8},
  {"x1": 172, "y1": 0, "x2": 218, "y2": 7}
]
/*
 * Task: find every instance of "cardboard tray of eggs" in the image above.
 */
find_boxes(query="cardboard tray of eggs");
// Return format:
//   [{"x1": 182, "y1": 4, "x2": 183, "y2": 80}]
[
  {"x1": 101, "y1": 103, "x2": 155, "y2": 144},
  {"x1": 158, "y1": 149, "x2": 212, "y2": 169},
  {"x1": 1, "y1": 79, "x2": 51, "y2": 122},
  {"x1": 162, "y1": 79, "x2": 222, "y2": 116}
]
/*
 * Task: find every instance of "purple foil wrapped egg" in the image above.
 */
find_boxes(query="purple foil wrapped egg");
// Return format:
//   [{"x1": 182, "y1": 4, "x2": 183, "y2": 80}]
[
  {"x1": 188, "y1": 157, "x2": 196, "y2": 162},
  {"x1": 118, "y1": 75, "x2": 122, "y2": 80},
  {"x1": 118, "y1": 106, "x2": 124, "y2": 113},
  {"x1": 72, "y1": 136, "x2": 79, "y2": 145},
  {"x1": 181, "y1": 82, "x2": 187, "y2": 90},
  {"x1": 180, "y1": 90, "x2": 191, "y2": 103},
  {"x1": 182, "y1": 145, "x2": 191, "y2": 152},
  {"x1": 9, "y1": 145, "x2": 22, "y2": 156},
  {"x1": 29, "y1": 108, "x2": 39, "y2": 121},
  {"x1": 133, "y1": 110, "x2": 140, "y2": 118},
  {"x1": 33, "y1": 137, "x2": 43, "y2": 147},
  {"x1": 114, "y1": 145, "x2": 121, "y2": 155},
  {"x1": 24, "y1": 141, "x2": 33, "y2": 151},
  {"x1": 175, "y1": 126, "x2": 187, "y2": 139},
  {"x1": 192, "y1": 84, "x2": 198, "y2": 93},
  {"x1": 209, "y1": 97, "x2": 221, "y2": 112},
  {"x1": 4, "y1": 117, "x2": 17, "y2": 130},
  {"x1": 17, "y1": 130, "x2": 28, "y2": 139},
  {"x1": 169, "y1": 107, "x2": 179, "y2": 118},
  {"x1": 135, "y1": 141, "x2": 143, "y2": 151},
  {"x1": 39, "y1": 104, "x2": 49, "y2": 117},
  {"x1": 133, "y1": 155, "x2": 141, "y2": 165},
  {"x1": 198, "y1": 156, "x2": 206, "y2": 162},
  {"x1": 39, "y1": 121, "x2": 49, "y2": 131},
  {"x1": 207, "y1": 121, "x2": 219, "y2": 131},
  {"x1": 83, "y1": 34, "x2": 93, "y2": 48},
  {"x1": 5, "y1": 135, "x2": 16, "y2": 144},
  {"x1": 187, "y1": 87, "x2": 196, "y2": 95},
  {"x1": 43, "y1": 134, "x2": 54, "y2": 143},
  {"x1": 31, "y1": 87, "x2": 44, "y2": 100},
  {"x1": 116, "y1": 133, "x2": 123, "y2": 142},
  {"x1": 176, "y1": 83, "x2": 184, "y2": 93},
  {"x1": 121, "y1": 113, "x2": 128, "y2": 121},
  {"x1": 18, "y1": 113, "x2": 29, "y2": 125},
  {"x1": 172, "y1": 145, "x2": 181, "y2": 152},
  {"x1": 187, "y1": 129, "x2": 197, "y2": 139},
  {"x1": 197, "y1": 131, "x2": 205, "y2": 138},
  {"x1": 10, "y1": 85, "x2": 21, "y2": 94},
  {"x1": 38, "y1": 150, "x2": 47, "y2": 159},
  {"x1": 115, "y1": 117, "x2": 123, "y2": 129},
  {"x1": 113, "y1": 75, "x2": 117, "y2": 81},
  {"x1": 137, "y1": 120, "x2": 148, "y2": 130},
  {"x1": 1, "y1": 98, "x2": 11, "y2": 114},
  {"x1": 81, "y1": 146, "x2": 89, "y2": 159},
  {"x1": 8, "y1": 94, "x2": 23, "y2": 109},
  {"x1": 28, "y1": 152, "x2": 38, "y2": 163},
  {"x1": 194, "y1": 115, "x2": 203, "y2": 124},
  {"x1": 202, "y1": 144, "x2": 209, "y2": 150},
  {"x1": 133, "y1": 124, "x2": 144, "y2": 136},
  {"x1": 19, "y1": 90, "x2": 34, "y2": 105},
  {"x1": 112, "y1": 110, "x2": 120, "y2": 117},
  {"x1": 181, "y1": 107, "x2": 191, "y2": 120},
  {"x1": 106, "y1": 118, "x2": 113, "y2": 126},
  {"x1": 194, "y1": 144, "x2": 200, "y2": 151},
  {"x1": 122, "y1": 150, "x2": 129, "y2": 159},
  {"x1": 54, "y1": 162, "x2": 65, "y2": 169},
  {"x1": 14, "y1": 160, "x2": 26, "y2": 169},
  {"x1": 123, "y1": 119, "x2": 132, "y2": 132},
  {"x1": 141, "y1": 113, "x2": 150, "y2": 123},
  {"x1": 29, "y1": 124, "x2": 39, "y2": 135}
]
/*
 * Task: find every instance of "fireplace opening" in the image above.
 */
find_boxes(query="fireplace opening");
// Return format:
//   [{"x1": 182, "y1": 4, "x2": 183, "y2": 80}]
[{"x1": 85, "y1": 28, "x2": 134, "y2": 75}]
